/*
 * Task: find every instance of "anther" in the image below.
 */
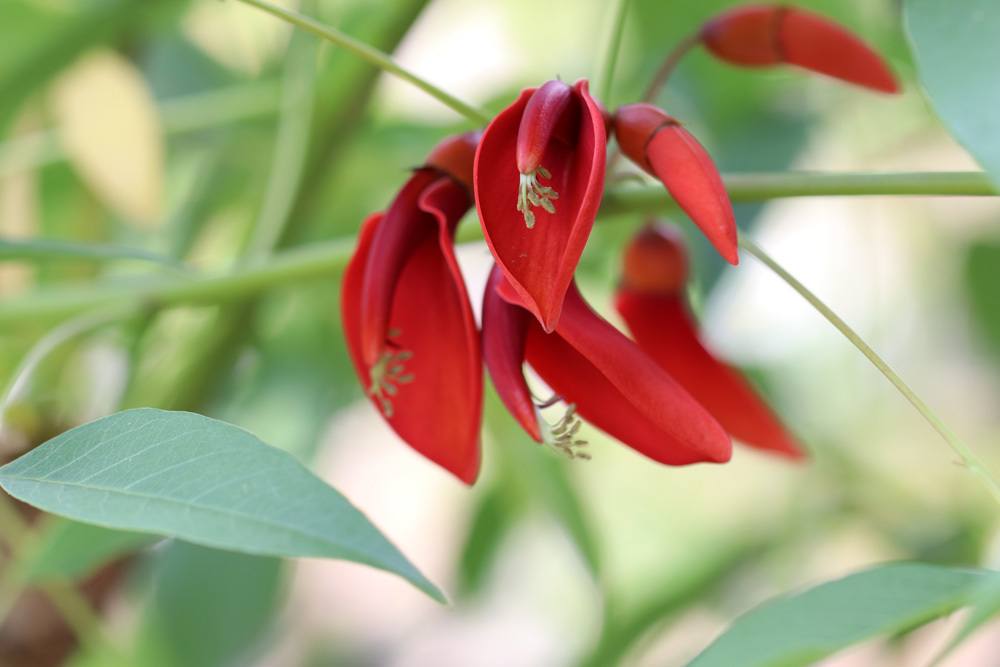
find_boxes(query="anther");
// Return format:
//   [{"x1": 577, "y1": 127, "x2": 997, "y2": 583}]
[
  {"x1": 534, "y1": 396, "x2": 590, "y2": 461},
  {"x1": 368, "y1": 344, "x2": 414, "y2": 419},
  {"x1": 516, "y1": 167, "x2": 558, "y2": 229}
]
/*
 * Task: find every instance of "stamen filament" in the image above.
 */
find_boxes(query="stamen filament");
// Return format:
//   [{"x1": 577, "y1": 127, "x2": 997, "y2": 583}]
[{"x1": 517, "y1": 166, "x2": 559, "y2": 229}]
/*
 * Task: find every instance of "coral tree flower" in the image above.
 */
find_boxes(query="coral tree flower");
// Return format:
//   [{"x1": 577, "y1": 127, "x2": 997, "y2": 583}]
[
  {"x1": 475, "y1": 79, "x2": 607, "y2": 332},
  {"x1": 342, "y1": 132, "x2": 483, "y2": 484},
  {"x1": 614, "y1": 224, "x2": 804, "y2": 459},
  {"x1": 699, "y1": 4, "x2": 899, "y2": 93},
  {"x1": 614, "y1": 103, "x2": 739, "y2": 265},
  {"x1": 482, "y1": 265, "x2": 732, "y2": 466}
]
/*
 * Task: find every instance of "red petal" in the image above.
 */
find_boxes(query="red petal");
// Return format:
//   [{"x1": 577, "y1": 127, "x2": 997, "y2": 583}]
[
  {"x1": 475, "y1": 80, "x2": 606, "y2": 332},
  {"x1": 527, "y1": 283, "x2": 731, "y2": 465},
  {"x1": 482, "y1": 266, "x2": 542, "y2": 442},
  {"x1": 615, "y1": 289, "x2": 804, "y2": 459},
  {"x1": 342, "y1": 180, "x2": 483, "y2": 484},
  {"x1": 701, "y1": 5, "x2": 899, "y2": 94},
  {"x1": 515, "y1": 79, "x2": 573, "y2": 174},
  {"x1": 646, "y1": 124, "x2": 739, "y2": 265},
  {"x1": 357, "y1": 168, "x2": 441, "y2": 366},
  {"x1": 778, "y1": 7, "x2": 899, "y2": 94}
]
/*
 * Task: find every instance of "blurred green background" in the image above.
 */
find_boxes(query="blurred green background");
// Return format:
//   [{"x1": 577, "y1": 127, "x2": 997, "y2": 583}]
[{"x1": 1, "y1": 0, "x2": 999, "y2": 665}]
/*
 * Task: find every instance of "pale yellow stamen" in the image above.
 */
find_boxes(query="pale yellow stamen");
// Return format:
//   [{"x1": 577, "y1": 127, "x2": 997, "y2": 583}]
[
  {"x1": 535, "y1": 396, "x2": 590, "y2": 461},
  {"x1": 516, "y1": 166, "x2": 558, "y2": 229},
  {"x1": 368, "y1": 345, "x2": 414, "y2": 418}
]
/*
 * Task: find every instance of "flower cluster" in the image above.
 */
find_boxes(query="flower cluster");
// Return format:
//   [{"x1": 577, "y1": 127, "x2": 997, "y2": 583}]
[{"x1": 342, "y1": 4, "x2": 897, "y2": 483}]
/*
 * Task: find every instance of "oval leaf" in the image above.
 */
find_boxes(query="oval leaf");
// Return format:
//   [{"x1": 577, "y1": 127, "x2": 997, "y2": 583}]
[
  {"x1": 0, "y1": 408, "x2": 443, "y2": 601},
  {"x1": 905, "y1": 0, "x2": 1000, "y2": 187},
  {"x1": 689, "y1": 562, "x2": 988, "y2": 667}
]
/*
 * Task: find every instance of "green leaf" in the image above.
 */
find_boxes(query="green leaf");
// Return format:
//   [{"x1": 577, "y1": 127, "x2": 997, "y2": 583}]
[
  {"x1": 21, "y1": 519, "x2": 154, "y2": 583},
  {"x1": 905, "y1": 0, "x2": 1000, "y2": 187},
  {"x1": 134, "y1": 542, "x2": 283, "y2": 667},
  {"x1": 456, "y1": 484, "x2": 518, "y2": 598},
  {"x1": 932, "y1": 573, "x2": 1000, "y2": 664},
  {"x1": 0, "y1": 408, "x2": 443, "y2": 601},
  {"x1": 688, "y1": 562, "x2": 988, "y2": 667},
  {"x1": 963, "y1": 240, "x2": 1000, "y2": 363}
]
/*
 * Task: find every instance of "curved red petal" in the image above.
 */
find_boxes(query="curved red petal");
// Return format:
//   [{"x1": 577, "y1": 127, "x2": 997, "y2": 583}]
[
  {"x1": 536, "y1": 284, "x2": 732, "y2": 464},
  {"x1": 342, "y1": 181, "x2": 483, "y2": 484},
  {"x1": 475, "y1": 80, "x2": 607, "y2": 332},
  {"x1": 778, "y1": 7, "x2": 899, "y2": 94},
  {"x1": 357, "y1": 168, "x2": 441, "y2": 366},
  {"x1": 615, "y1": 289, "x2": 804, "y2": 459},
  {"x1": 646, "y1": 125, "x2": 739, "y2": 265},
  {"x1": 482, "y1": 266, "x2": 542, "y2": 442}
]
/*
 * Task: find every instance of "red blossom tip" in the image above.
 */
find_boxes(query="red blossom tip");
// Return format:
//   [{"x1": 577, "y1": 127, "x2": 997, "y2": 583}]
[
  {"x1": 614, "y1": 104, "x2": 738, "y2": 265},
  {"x1": 515, "y1": 80, "x2": 573, "y2": 175},
  {"x1": 621, "y1": 223, "x2": 689, "y2": 295},
  {"x1": 426, "y1": 130, "x2": 481, "y2": 193},
  {"x1": 700, "y1": 5, "x2": 899, "y2": 94}
]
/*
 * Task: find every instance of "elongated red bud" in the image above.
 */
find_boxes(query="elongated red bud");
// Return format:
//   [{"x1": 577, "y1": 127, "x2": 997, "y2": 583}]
[
  {"x1": 700, "y1": 5, "x2": 899, "y2": 94},
  {"x1": 614, "y1": 104, "x2": 738, "y2": 265},
  {"x1": 621, "y1": 223, "x2": 688, "y2": 295},
  {"x1": 426, "y1": 130, "x2": 481, "y2": 192}
]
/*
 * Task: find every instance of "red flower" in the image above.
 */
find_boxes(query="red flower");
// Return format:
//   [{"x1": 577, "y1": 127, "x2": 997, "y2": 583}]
[
  {"x1": 614, "y1": 103, "x2": 738, "y2": 265},
  {"x1": 475, "y1": 79, "x2": 607, "y2": 333},
  {"x1": 341, "y1": 133, "x2": 483, "y2": 484},
  {"x1": 483, "y1": 265, "x2": 732, "y2": 465},
  {"x1": 614, "y1": 224, "x2": 804, "y2": 459},
  {"x1": 699, "y1": 4, "x2": 899, "y2": 94}
]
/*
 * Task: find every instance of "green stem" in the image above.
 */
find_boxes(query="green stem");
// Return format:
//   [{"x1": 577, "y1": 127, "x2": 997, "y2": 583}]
[
  {"x1": 600, "y1": 170, "x2": 997, "y2": 216},
  {"x1": 641, "y1": 33, "x2": 699, "y2": 104},
  {"x1": 739, "y1": 237, "x2": 1000, "y2": 505},
  {"x1": 593, "y1": 0, "x2": 630, "y2": 103},
  {"x1": 0, "y1": 171, "x2": 995, "y2": 326},
  {"x1": 233, "y1": 0, "x2": 491, "y2": 125}
]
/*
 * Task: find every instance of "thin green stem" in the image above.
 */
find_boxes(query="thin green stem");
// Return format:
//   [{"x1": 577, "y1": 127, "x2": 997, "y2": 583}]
[
  {"x1": 0, "y1": 171, "x2": 995, "y2": 326},
  {"x1": 594, "y1": 0, "x2": 630, "y2": 103},
  {"x1": 233, "y1": 0, "x2": 491, "y2": 125},
  {"x1": 641, "y1": 33, "x2": 699, "y2": 104},
  {"x1": 0, "y1": 306, "x2": 136, "y2": 430},
  {"x1": 739, "y1": 236, "x2": 1000, "y2": 505},
  {"x1": 0, "y1": 238, "x2": 184, "y2": 269}
]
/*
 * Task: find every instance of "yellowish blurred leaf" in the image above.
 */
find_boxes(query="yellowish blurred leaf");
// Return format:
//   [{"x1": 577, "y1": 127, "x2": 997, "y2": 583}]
[
  {"x1": 51, "y1": 50, "x2": 164, "y2": 228},
  {"x1": 183, "y1": 0, "x2": 298, "y2": 75}
]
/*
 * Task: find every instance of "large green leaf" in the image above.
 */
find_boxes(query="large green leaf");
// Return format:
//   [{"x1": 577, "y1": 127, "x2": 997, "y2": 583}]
[
  {"x1": 0, "y1": 408, "x2": 442, "y2": 601},
  {"x1": 134, "y1": 542, "x2": 284, "y2": 667},
  {"x1": 689, "y1": 562, "x2": 987, "y2": 667},
  {"x1": 906, "y1": 0, "x2": 1000, "y2": 187}
]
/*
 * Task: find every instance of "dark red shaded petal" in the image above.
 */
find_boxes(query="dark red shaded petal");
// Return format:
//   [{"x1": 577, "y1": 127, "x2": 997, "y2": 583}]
[
  {"x1": 357, "y1": 168, "x2": 441, "y2": 366},
  {"x1": 475, "y1": 80, "x2": 607, "y2": 332},
  {"x1": 615, "y1": 289, "x2": 804, "y2": 459},
  {"x1": 482, "y1": 266, "x2": 542, "y2": 442},
  {"x1": 342, "y1": 179, "x2": 483, "y2": 484},
  {"x1": 701, "y1": 5, "x2": 899, "y2": 93},
  {"x1": 526, "y1": 283, "x2": 732, "y2": 465}
]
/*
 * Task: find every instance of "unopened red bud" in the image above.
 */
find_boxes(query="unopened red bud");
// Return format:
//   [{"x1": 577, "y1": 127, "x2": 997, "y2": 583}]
[
  {"x1": 515, "y1": 80, "x2": 573, "y2": 174},
  {"x1": 700, "y1": 4, "x2": 899, "y2": 94},
  {"x1": 614, "y1": 104, "x2": 738, "y2": 265},
  {"x1": 426, "y1": 131, "x2": 481, "y2": 193},
  {"x1": 621, "y1": 224, "x2": 689, "y2": 295}
]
